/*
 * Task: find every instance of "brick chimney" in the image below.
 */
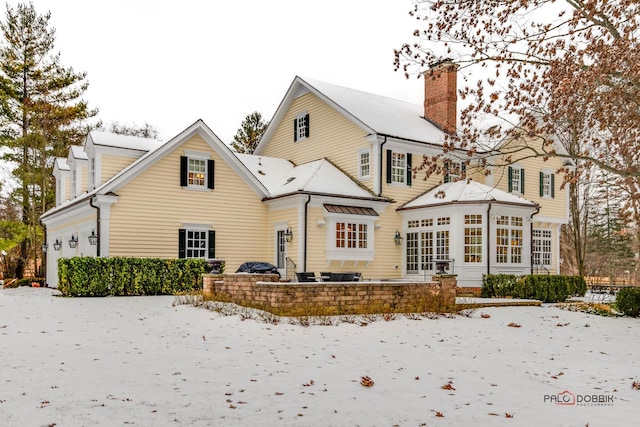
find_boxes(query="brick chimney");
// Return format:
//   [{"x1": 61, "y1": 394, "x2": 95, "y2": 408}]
[{"x1": 423, "y1": 60, "x2": 458, "y2": 134}]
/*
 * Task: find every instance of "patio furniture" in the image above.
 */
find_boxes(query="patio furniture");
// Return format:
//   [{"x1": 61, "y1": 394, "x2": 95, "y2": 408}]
[
  {"x1": 341, "y1": 272, "x2": 355, "y2": 281},
  {"x1": 296, "y1": 272, "x2": 317, "y2": 282},
  {"x1": 320, "y1": 272, "x2": 331, "y2": 281},
  {"x1": 329, "y1": 273, "x2": 344, "y2": 281}
]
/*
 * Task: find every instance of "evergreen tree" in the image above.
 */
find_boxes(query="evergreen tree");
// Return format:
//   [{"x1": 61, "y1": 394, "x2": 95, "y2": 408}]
[
  {"x1": 0, "y1": 2, "x2": 98, "y2": 278},
  {"x1": 107, "y1": 121, "x2": 159, "y2": 139},
  {"x1": 231, "y1": 111, "x2": 268, "y2": 154}
]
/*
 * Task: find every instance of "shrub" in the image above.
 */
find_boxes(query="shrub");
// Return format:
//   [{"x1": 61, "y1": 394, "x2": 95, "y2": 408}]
[
  {"x1": 57, "y1": 257, "x2": 208, "y2": 297},
  {"x1": 482, "y1": 274, "x2": 586, "y2": 303},
  {"x1": 615, "y1": 287, "x2": 640, "y2": 317}
]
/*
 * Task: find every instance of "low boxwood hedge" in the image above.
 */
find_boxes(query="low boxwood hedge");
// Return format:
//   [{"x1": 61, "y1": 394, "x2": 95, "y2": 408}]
[
  {"x1": 58, "y1": 257, "x2": 208, "y2": 297},
  {"x1": 482, "y1": 274, "x2": 586, "y2": 303}
]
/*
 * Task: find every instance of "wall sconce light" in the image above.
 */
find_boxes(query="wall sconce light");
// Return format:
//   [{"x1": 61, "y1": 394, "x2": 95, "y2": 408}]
[
  {"x1": 41, "y1": 243, "x2": 48, "y2": 253},
  {"x1": 68, "y1": 234, "x2": 78, "y2": 249},
  {"x1": 394, "y1": 231, "x2": 403, "y2": 246},
  {"x1": 88, "y1": 230, "x2": 98, "y2": 246},
  {"x1": 53, "y1": 239, "x2": 62, "y2": 251},
  {"x1": 284, "y1": 227, "x2": 293, "y2": 243}
]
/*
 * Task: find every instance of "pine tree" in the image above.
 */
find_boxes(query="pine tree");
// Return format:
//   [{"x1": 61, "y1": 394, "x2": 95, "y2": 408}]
[
  {"x1": 0, "y1": 3, "x2": 98, "y2": 278},
  {"x1": 231, "y1": 111, "x2": 268, "y2": 154}
]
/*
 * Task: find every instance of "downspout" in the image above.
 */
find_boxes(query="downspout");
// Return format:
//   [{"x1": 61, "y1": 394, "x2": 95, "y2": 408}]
[
  {"x1": 303, "y1": 195, "x2": 311, "y2": 271},
  {"x1": 89, "y1": 196, "x2": 101, "y2": 257},
  {"x1": 530, "y1": 205, "x2": 541, "y2": 274},
  {"x1": 487, "y1": 203, "x2": 492, "y2": 276},
  {"x1": 378, "y1": 136, "x2": 387, "y2": 196},
  {"x1": 40, "y1": 221, "x2": 47, "y2": 286}
]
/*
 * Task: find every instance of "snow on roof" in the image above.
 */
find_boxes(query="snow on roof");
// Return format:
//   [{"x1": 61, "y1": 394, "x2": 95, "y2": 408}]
[
  {"x1": 301, "y1": 77, "x2": 444, "y2": 144},
  {"x1": 236, "y1": 154, "x2": 375, "y2": 199},
  {"x1": 69, "y1": 145, "x2": 88, "y2": 160},
  {"x1": 54, "y1": 157, "x2": 70, "y2": 171},
  {"x1": 88, "y1": 130, "x2": 164, "y2": 152},
  {"x1": 402, "y1": 180, "x2": 536, "y2": 209}
]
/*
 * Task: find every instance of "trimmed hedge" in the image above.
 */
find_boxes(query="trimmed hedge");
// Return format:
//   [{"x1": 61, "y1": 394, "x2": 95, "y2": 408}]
[
  {"x1": 58, "y1": 257, "x2": 208, "y2": 297},
  {"x1": 482, "y1": 274, "x2": 587, "y2": 303},
  {"x1": 615, "y1": 287, "x2": 640, "y2": 317}
]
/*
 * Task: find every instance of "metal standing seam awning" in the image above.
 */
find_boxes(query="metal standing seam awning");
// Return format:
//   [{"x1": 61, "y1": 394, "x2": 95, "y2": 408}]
[{"x1": 323, "y1": 204, "x2": 379, "y2": 216}]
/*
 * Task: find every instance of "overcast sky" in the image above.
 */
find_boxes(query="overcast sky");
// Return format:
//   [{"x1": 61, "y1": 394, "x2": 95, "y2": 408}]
[{"x1": 11, "y1": 0, "x2": 426, "y2": 143}]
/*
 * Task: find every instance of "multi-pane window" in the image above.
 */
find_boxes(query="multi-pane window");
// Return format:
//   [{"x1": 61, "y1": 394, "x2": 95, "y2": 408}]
[
  {"x1": 188, "y1": 158, "x2": 206, "y2": 186},
  {"x1": 533, "y1": 229, "x2": 552, "y2": 266},
  {"x1": 336, "y1": 222, "x2": 367, "y2": 249},
  {"x1": 496, "y1": 216, "x2": 523, "y2": 264},
  {"x1": 90, "y1": 157, "x2": 96, "y2": 189},
  {"x1": 540, "y1": 171, "x2": 554, "y2": 198},
  {"x1": 294, "y1": 113, "x2": 310, "y2": 142},
  {"x1": 276, "y1": 229, "x2": 285, "y2": 269},
  {"x1": 509, "y1": 167, "x2": 523, "y2": 194},
  {"x1": 391, "y1": 152, "x2": 406, "y2": 184},
  {"x1": 421, "y1": 231, "x2": 434, "y2": 270},
  {"x1": 437, "y1": 217, "x2": 450, "y2": 226},
  {"x1": 436, "y1": 230, "x2": 449, "y2": 260},
  {"x1": 444, "y1": 160, "x2": 465, "y2": 183},
  {"x1": 359, "y1": 151, "x2": 370, "y2": 179},
  {"x1": 406, "y1": 232, "x2": 419, "y2": 273},
  {"x1": 464, "y1": 214, "x2": 483, "y2": 263},
  {"x1": 186, "y1": 230, "x2": 207, "y2": 258}
]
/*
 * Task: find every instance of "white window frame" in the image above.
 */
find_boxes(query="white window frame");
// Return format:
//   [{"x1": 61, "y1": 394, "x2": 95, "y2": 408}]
[
  {"x1": 495, "y1": 215, "x2": 524, "y2": 264},
  {"x1": 464, "y1": 214, "x2": 483, "y2": 263},
  {"x1": 391, "y1": 151, "x2": 406, "y2": 184},
  {"x1": 325, "y1": 214, "x2": 375, "y2": 262},
  {"x1": 541, "y1": 170, "x2": 553, "y2": 198},
  {"x1": 295, "y1": 112, "x2": 309, "y2": 142},
  {"x1": 533, "y1": 228, "x2": 552, "y2": 266},
  {"x1": 358, "y1": 149, "x2": 371, "y2": 180},
  {"x1": 184, "y1": 150, "x2": 210, "y2": 190},
  {"x1": 510, "y1": 166, "x2": 523, "y2": 194}
]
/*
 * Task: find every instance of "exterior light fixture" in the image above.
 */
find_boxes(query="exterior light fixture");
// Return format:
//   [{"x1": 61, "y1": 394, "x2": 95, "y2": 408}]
[
  {"x1": 394, "y1": 231, "x2": 403, "y2": 246},
  {"x1": 41, "y1": 243, "x2": 48, "y2": 253},
  {"x1": 284, "y1": 227, "x2": 293, "y2": 243},
  {"x1": 68, "y1": 234, "x2": 78, "y2": 249},
  {"x1": 88, "y1": 230, "x2": 98, "y2": 246},
  {"x1": 53, "y1": 239, "x2": 62, "y2": 251}
]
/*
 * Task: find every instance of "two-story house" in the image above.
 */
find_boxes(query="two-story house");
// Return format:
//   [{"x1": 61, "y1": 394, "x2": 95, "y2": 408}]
[{"x1": 41, "y1": 63, "x2": 568, "y2": 288}]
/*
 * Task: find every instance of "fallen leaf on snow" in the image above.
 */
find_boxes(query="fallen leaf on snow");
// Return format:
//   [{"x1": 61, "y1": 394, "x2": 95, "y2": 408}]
[{"x1": 360, "y1": 376, "x2": 374, "y2": 387}]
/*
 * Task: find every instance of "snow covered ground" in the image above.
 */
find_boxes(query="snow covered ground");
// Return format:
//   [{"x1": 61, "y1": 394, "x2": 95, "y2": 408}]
[{"x1": 1, "y1": 287, "x2": 638, "y2": 426}]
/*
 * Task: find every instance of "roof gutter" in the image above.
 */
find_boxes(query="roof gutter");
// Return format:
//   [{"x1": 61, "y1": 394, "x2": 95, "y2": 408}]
[
  {"x1": 529, "y1": 204, "x2": 541, "y2": 274},
  {"x1": 378, "y1": 135, "x2": 387, "y2": 197},
  {"x1": 89, "y1": 196, "x2": 101, "y2": 257}
]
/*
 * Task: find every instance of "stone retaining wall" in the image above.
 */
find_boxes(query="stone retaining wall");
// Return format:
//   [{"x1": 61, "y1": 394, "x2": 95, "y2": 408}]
[{"x1": 202, "y1": 273, "x2": 457, "y2": 316}]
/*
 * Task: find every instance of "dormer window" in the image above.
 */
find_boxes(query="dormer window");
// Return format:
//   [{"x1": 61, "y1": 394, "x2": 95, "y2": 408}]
[{"x1": 294, "y1": 113, "x2": 310, "y2": 142}]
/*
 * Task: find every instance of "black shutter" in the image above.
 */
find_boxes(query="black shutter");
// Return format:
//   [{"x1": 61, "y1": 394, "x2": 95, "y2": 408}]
[
  {"x1": 521, "y1": 169, "x2": 525, "y2": 195},
  {"x1": 461, "y1": 161, "x2": 466, "y2": 177},
  {"x1": 539, "y1": 171, "x2": 544, "y2": 197},
  {"x1": 207, "y1": 159, "x2": 215, "y2": 189},
  {"x1": 304, "y1": 114, "x2": 310, "y2": 138},
  {"x1": 406, "y1": 153, "x2": 412, "y2": 186},
  {"x1": 293, "y1": 118, "x2": 298, "y2": 142},
  {"x1": 208, "y1": 230, "x2": 216, "y2": 259},
  {"x1": 178, "y1": 229, "x2": 186, "y2": 258},
  {"x1": 508, "y1": 167, "x2": 513, "y2": 192},
  {"x1": 386, "y1": 150, "x2": 392, "y2": 183},
  {"x1": 551, "y1": 174, "x2": 555, "y2": 198},
  {"x1": 180, "y1": 156, "x2": 188, "y2": 187}
]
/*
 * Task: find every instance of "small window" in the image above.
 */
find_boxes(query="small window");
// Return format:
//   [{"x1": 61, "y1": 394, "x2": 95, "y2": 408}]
[
  {"x1": 294, "y1": 113, "x2": 310, "y2": 142},
  {"x1": 444, "y1": 160, "x2": 466, "y2": 183},
  {"x1": 509, "y1": 166, "x2": 524, "y2": 194},
  {"x1": 358, "y1": 150, "x2": 370, "y2": 179},
  {"x1": 391, "y1": 152, "x2": 406, "y2": 184},
  {"x1": 178, "y1": 228, "x2": 215, "y2": 259},
  {"x1": 180, "y1": 155, "x2": 214, "y2": 189},
  {"x1": 539, "y1": 171, "x2": 555, "y2": 198}
]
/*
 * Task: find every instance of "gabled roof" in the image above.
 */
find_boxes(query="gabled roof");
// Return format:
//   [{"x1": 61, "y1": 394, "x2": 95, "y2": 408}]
[
  {"x1": 236, "y1": 154, "x2": 385, "y2": 201},
  {"x1": 86, "y1": 131, "x2": 164, "y2": 152},
  {"x1": 54, "y1": 157, "x2": 70, "y2": 172},
  {"x1": 400, "y1": 180, "x2": 537, "y2": 210},
  {"x1": 254, "y1": 76, "x2": 444, "y2": 154},
  {"x1": 42, "y1": 120, "x2": 271, "y2": 221},
  {"x1": 69, "y1": 145, "x2": 88, "y2": 161}
]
